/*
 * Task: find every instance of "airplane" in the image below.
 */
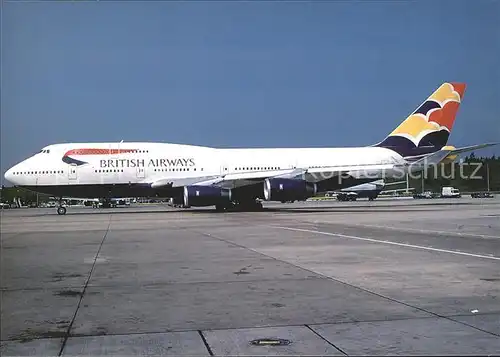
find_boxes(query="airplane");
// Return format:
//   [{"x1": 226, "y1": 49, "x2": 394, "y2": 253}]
[
  {"x1": 3, "y1": 82, "x2": 497, "y2": 215},
  {"x1": 333, "y1": 179, "x2": 415, "y2": 201},
  {"x1": 334, "y1": 179, "x2": 386, "y2": 201}
]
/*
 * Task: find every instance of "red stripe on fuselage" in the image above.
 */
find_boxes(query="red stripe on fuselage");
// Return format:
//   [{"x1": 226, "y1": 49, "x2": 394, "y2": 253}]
[{"x1": 64, "y1": 148, "x2": 139, "y2": 156}]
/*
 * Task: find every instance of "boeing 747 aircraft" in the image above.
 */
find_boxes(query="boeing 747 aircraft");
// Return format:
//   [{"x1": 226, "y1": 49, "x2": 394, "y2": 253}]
[{"x1": 3, "y1": 82, "x2": 496, "y2": 214}]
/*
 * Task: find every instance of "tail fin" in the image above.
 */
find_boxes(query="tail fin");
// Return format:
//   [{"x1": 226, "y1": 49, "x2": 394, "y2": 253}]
[{"x1": 376, "y1": 82, "x2": 466, "y2": 157}]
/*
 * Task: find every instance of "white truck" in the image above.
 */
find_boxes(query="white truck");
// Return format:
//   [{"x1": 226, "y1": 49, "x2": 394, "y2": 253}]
[{"x1": 441, "y1": 186, "x2": 461, "y2": 198}]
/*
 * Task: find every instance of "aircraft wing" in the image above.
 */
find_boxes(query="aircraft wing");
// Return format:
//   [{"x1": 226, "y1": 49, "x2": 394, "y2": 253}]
[
  {"x1": 381, "y1": 187, "x2": 415, "y2": 194},
  {"x1": 149, "y1": 164, "x2": 398, "y2": 189},
  {"x1": 304, "y1": 164, "x2": 396, "y2": 181},
  {"x1": 150, "y1": 168, "x2": 306, "y2": 189}
]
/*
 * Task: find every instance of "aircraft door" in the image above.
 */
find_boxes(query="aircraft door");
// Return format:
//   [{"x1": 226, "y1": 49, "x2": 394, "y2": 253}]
[
  {"x1": 68, "y1": 164, "x2": 77, "y2": 180},
  {"x1": 136, "y1": 167, "x2": 146, "y2": 179}
]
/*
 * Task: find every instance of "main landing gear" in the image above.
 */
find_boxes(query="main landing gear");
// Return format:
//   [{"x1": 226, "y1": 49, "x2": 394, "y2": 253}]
[
  {"x1": 215, "y1": 200, "x2": 264, "y2": 212},
  {"x1": 100, "y1": 198, "x2": 116, "y2": 208}
]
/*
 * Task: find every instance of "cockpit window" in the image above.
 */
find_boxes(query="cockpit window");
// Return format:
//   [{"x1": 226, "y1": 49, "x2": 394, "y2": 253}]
[{"x1": 39, "y1": 149, "x2": 50, "y2": 153}]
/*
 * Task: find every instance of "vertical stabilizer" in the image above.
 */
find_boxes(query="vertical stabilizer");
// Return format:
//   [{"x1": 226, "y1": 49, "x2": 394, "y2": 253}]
[{"x1": 377, "y1": 82, "x2": 466, "y2": 157}]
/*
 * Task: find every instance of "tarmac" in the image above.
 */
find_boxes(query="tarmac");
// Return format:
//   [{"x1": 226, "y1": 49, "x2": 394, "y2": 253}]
[{"x1": 1, "y1": 197, "x2": 499, "y2": 355}]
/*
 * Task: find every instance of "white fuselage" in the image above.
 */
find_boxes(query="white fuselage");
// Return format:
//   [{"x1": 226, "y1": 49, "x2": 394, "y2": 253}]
[{"x1": 4, "y1": 142, "x2": 403, "y2": 188}]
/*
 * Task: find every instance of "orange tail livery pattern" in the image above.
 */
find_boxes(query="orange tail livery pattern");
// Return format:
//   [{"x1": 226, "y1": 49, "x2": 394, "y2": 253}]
[{"x1": 377, "y1": 82, "x2": 466, "y2": 157}]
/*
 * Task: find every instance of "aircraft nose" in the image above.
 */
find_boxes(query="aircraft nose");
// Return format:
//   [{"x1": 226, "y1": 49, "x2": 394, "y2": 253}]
[{"x1": 4, "y1": 166, "x2": 16, "y2": 184}]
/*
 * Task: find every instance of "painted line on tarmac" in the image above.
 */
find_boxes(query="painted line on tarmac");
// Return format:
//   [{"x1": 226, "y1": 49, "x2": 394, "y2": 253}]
[
  {"x1": 310, "y1": 222, "x2": 500, "y2": 240},
  {"x1": 273, "y1": 226, "x2": 500, "y2": 261}
]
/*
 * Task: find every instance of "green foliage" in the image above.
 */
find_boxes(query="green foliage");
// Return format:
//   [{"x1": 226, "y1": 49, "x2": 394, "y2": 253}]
[
  {"x1": 0, "y1": 187, "x2": 50, "y2": 205},
  {"x1": 409, "y1": 154, "x2": 500, "y2": 193}
]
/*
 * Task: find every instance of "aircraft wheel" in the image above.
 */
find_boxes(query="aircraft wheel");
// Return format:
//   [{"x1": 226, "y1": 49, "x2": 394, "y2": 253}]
[
  {"x1": 57, "y1": 206, "x2": 67, "y2": 215},
  {"x1": 245, "y1": 201, "x2": 263, "y2": 211},
  {"x1": 215, "y1": 204, "x2": 226, "y2": 212}
]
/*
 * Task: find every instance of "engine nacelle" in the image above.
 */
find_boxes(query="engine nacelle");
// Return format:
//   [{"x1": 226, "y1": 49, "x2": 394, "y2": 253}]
[
  {"x1": 263, "y1": 178, "x2": 317, "y2": 202},
  {"x1": 183, "y1": 185, "x2": 232, "y2": 207}
]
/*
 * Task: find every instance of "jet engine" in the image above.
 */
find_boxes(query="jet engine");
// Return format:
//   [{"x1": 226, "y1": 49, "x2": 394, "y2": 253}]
[
  {"x1": 183, "y1": 185, "x2": 232, "y2": 207},
  {"x1": 263, "y1": 178, "x2": 317, "y2": 202}
]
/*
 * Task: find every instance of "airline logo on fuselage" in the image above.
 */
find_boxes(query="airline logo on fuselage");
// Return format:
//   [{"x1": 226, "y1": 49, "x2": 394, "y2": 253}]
[
  {"x1": 62, "y1": 148, "x2": 195, "y2": 168},
  {"x1": 62, "y1": 148, "x2": 138, "y2": 166},
  {"x1": 100, "y1": 158, "x2": 195, "y2": 168}
]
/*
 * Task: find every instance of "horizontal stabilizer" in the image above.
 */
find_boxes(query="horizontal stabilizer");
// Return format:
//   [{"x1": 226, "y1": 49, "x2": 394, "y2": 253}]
[
  {"x1": 446, "y1": 142, "x2": 498, "y2": 155},
  {"x1": 407, "y1": 142, "x2": 498, "y2": 173},
  {"x1": 407, "y1": 149, "x2": 455, "y2": 171}
]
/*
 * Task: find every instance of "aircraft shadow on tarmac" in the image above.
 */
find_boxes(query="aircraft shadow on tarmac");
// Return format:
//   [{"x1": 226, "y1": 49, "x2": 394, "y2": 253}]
[{"x1": 10, "y1": 200, "x2": 491, "y2": 217}]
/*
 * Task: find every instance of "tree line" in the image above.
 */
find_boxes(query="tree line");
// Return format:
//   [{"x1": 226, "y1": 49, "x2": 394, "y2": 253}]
[
  {"x1": 389, "y1": 154, "x2": 500, "y2": 193},
  {"x1": 0, "y1": 187, "x2": 51, "y2": 206}
]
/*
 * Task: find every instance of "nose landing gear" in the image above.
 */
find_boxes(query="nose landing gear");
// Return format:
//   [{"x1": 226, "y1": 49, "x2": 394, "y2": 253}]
[{"x1": 57, "y1": 197, "x2": 67, "y2": 215}]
